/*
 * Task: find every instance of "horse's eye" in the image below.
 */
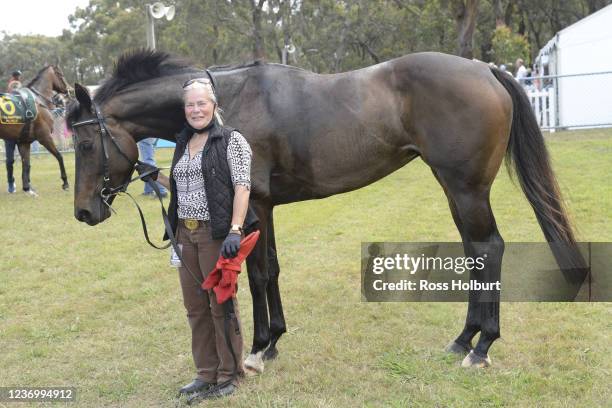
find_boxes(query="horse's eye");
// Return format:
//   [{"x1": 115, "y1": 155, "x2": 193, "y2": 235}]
[{"x1": 79, "y1": 141, "x2": 94, "y2": 153}]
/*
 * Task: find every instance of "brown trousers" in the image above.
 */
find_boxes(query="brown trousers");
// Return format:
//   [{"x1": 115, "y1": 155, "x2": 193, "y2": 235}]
[{"x1": 176, "y1": 221, "x2": 244, "y2": 384}]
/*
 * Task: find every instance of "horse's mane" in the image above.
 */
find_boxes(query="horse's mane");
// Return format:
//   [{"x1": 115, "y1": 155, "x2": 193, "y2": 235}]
[
  {"x1": 26, "y1": 66, "x2": 52, "y2": 88},
  {"x1": 84, "y1": 50, "x2": 297, "y2": 104},
  {"x1": 67, "y1": 49, "x2": 296, "y2": 125},
  {"x1": 93, "y1": 49, "x2": 198, "y2": 104}
]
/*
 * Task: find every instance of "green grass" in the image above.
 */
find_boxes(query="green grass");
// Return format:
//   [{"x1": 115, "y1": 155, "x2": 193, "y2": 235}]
[{"x1": 1, "y1": 128, "x2": 610, "y2": 407}]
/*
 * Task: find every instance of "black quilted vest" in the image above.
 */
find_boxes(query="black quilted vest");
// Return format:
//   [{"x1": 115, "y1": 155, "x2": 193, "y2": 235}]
[{"x1": 165, "y1": 122, "x2": 258, "y2": 240}]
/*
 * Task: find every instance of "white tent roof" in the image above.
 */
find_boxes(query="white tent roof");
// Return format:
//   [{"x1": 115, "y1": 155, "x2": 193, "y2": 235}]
[{"x1": 537, "y1": 4, "x2": 612, "y2": 59}]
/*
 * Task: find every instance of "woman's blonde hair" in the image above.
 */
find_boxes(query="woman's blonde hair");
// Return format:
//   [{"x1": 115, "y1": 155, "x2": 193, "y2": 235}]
[{"x1": 183, "y1": 80, "x2": 224, "y2": 125}]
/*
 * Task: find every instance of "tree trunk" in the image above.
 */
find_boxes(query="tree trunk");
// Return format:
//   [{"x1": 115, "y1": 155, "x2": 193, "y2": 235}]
[
  {"x1": 250, "y1": 0, "x2": 266, "y2": 60},
  {"x1": 212, "y1": 25, "x2": 219, "y2": 65},
  {"x1": 493, "y1": 0, "x2": 505, "y2": 27},
  {"x1": 453, "y1": 0, "x2": 480, "y2": 59},
  {"x1": 281, "y1": 0, "x2": 292, "y2": 64}
]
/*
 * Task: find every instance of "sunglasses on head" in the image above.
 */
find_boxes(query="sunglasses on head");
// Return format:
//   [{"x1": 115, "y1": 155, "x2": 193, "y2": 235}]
[{"x1": 182, "y1": 78, "x2": 212, "y2": 88}]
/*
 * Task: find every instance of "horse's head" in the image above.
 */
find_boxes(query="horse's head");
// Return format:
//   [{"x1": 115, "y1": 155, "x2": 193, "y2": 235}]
[
  {"x1": 68, "y1": 83, "x2": 139, "y2": 226},
  {"x1": 50, "y1": 65, "x2": 72, "y2": 97}
]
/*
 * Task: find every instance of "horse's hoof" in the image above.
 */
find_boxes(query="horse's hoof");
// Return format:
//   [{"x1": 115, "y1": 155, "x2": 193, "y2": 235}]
[
  {"x1": 446, "y1": 341, "x2": 472, "y2": 356},
  {"x1": 244, "y1": 351, "x2": 264, "y2": 376},
  {"x1": 461, "y1": 350, "x2": 491, "y2": 368},
  {"x1": 263, "y1": 346, "x2": 278, "y2": 361},
  {"x1": 62, "y1": 183, "x2": 69, "y2": 191},
  {"x1": 24, "y1": 189, "x2": 38, "y2": 197}
]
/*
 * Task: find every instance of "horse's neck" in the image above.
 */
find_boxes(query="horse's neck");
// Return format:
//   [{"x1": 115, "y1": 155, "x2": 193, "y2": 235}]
[
  {"x1": 108, "y1": 70, "x2": 247, "y2": 143},
  {"x1": 108, "y1": 79, "x2": 188, "y2": 142},
  {"x1": 30, "y1": 71, "x2": 53, "y2": 99}
]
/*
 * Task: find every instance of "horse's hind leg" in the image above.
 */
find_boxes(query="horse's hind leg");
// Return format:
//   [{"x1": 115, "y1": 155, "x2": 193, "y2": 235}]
[
  {"x1": 433, "y1": 168, "x2": 504, "y2": 367},
  {"x1": 17, "y1": 142, "x2": 34, "y2": 193},
  {"x1": 36, "y1": 130, "x2": 69, "y2": 190},
  {"x1": 263, "y1": 210, "x2": 286, "y2": 361}
]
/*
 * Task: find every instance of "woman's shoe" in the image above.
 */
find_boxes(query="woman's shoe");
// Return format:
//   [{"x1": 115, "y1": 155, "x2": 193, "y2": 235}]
[
  {"x1": 187, "y1": 383, "x2": 236, "y2": 404},
  {"x1": 178, "y1": 379, "x2": 215, "y2": 395},
  {"x1": 201, "y1": 383, "x2": 235, "y2": 399}
]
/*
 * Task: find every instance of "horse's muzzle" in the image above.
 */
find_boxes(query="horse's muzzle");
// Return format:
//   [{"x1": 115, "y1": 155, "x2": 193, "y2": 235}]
[
  {"x1": 75, "y1": 208, "x2": 97, "y2": 225},
  {"x1": 75, "y1": 205, "x2": 110, "y2": 226}
]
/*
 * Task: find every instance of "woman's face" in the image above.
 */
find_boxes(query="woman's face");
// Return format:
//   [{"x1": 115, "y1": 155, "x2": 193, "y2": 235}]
[{"x1": 184, "y1": 88, "x2": 215, "y2": 129}]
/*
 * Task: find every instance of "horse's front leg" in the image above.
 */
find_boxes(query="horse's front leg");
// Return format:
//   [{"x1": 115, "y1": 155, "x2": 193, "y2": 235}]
[
  {"x1": 244, "y1": 201, "x2": 271, "y2": 375},
  {"x1": 263, "y1": 209, "x2": 286, "y2": 361}
]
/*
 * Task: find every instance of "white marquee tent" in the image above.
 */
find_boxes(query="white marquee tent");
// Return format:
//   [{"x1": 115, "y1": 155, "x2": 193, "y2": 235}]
[{"x1": 534, "y1": 4, "x2": 612, "y2": 129}]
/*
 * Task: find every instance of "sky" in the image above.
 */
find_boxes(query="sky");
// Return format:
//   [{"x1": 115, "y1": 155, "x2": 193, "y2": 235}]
[{"x1": 0, "y1": 0, "x2": 91, "y2": 37}]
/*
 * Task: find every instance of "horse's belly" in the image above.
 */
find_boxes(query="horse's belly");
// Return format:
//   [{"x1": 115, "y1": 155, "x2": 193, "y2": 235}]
[{"x1": 269, "y1": 144, "x2": 419, "y2": 205}]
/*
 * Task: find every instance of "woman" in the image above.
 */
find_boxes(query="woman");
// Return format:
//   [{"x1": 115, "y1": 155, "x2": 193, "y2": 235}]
[{"x1": 159, "y1": 78, "x2": 258, "y2": 400}]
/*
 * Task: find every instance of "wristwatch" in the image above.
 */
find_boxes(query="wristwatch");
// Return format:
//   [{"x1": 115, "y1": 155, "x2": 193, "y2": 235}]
[{"x1": 229, "y1": 224, "x2": 243, "y2": 235}]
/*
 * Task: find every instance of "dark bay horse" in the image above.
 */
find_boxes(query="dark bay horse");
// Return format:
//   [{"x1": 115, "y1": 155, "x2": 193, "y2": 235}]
[
  {"x1": 67, "y1": 50, "x2": 586, "y2": 372},
  {"x1": 0, "y1": 65, "x2": 71, "y2": 193}
]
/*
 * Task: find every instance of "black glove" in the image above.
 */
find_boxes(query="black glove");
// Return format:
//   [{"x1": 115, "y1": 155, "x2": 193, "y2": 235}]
[
  {"x1": 221, "y1": 233, "x2": 241, "y2": 259},
  {"x1": 135, "y1": 162, "x2": 159, "y2": 182}
]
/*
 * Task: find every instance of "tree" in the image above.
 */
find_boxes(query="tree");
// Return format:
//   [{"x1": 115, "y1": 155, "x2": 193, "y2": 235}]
[
  {"x1": 452, "y1": 0, "x2": 480, "y2": 59},
  {"x1": 490, "y1": 25, "x2": 529, "y2": 65},
  {"x1": 0, "y1": 34, "x2": 68, "y2": 84},
  {"x1": 4, "y1": 0, "x2": 610, "y2": 84},
  {"x1": 67, "y1": 0, "x2": 145, "y2": 83}
]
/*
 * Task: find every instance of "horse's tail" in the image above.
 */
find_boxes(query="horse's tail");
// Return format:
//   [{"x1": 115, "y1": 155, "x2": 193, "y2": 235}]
[{"x1": 490, "y1": 68, "x2": 588, "y2": 294}]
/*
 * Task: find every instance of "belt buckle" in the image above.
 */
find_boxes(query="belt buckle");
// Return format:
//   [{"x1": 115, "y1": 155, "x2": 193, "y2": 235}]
[{"x1": 184, "y1": 219, "x2": 199, "y2": 230}]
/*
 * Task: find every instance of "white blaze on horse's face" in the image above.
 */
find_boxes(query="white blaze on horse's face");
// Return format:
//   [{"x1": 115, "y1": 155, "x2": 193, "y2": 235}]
[{"x1": 184, "y1": 88, "x2": 215, "y2": 129}]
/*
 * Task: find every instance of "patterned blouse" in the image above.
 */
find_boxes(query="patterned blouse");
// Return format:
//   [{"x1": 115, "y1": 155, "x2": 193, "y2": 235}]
[{"x1": 174, "y1": 131, "x2": 251, "y2": 220}]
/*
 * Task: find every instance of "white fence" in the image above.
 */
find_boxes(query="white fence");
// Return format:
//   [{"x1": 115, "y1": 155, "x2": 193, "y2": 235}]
[
  {"x1": 523, "y1": 71, "x2": 612, "y2": 131},
  {"x1": 526, "y1": 88, "x2": 556, "y2": 132}
]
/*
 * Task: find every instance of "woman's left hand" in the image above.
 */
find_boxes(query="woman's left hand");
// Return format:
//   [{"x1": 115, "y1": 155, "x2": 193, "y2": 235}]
[{"x1": 221, "y1": 233, "x2": 241, "y2": 258}]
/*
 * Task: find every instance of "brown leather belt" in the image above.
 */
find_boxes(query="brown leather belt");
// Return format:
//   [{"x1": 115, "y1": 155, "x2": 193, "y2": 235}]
[{"x1": 181, "y1": 219, "x2": 207, "y2": 230}]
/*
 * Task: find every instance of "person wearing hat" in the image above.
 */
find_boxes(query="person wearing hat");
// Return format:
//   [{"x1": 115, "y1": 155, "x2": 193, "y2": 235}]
[
  {"x1": 7, "y1": 70, "x2": 22, "y2": 92},
  {"x1": 4, "y1": 70, "x2": 23, "y2": 193}
]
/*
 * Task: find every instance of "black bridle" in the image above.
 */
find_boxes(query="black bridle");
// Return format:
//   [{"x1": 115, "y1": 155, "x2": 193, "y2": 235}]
[{"x1": 71, "y1": 101, "x2": 142, "y2": 204}]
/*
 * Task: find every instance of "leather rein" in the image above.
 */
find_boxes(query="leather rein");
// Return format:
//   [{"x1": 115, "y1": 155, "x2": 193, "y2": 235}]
[{"x1": 30, "y1": 87, "x2": 58, "y2": 109}]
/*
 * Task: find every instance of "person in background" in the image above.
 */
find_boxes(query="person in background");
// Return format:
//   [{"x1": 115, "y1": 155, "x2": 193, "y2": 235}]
[
  {"x1": 138, "y1": 137, "x2": 168, "y2": 198},
  {"x1": 515, "y1": 58, "x2": 528, "y2": 86},
  {"x1": 4, "y1": 70, "x2": 22, "y2": 193},
  {"x1": 7, "y1": 70, "x2": 22, "y2": 92}
]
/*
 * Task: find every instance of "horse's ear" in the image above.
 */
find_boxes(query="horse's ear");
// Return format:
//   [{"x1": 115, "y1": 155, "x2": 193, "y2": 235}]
[{"x1": 74, "y1": 83, "x2": 92, "y2": 111}]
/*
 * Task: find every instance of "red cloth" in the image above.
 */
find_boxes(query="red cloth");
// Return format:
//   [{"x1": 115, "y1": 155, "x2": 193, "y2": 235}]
[{"x1": 202, "y1": 230, "x2": 260, "y2": 304}]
